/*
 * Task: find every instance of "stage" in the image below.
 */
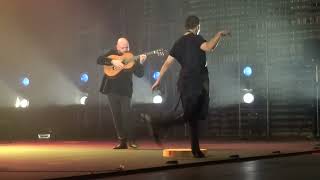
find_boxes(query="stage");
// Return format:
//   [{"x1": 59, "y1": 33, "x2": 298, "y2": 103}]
[{"x1": 0, "y1": 139, "x2": 319, "y2": 179}]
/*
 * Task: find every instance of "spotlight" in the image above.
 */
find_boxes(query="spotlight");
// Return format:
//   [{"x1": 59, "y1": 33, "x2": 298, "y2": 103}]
[
  {"x1": 243, "y1": 93, "x2": 254, "y2": 104},
  {"x1": 21, "y1": 77, "x2": 30, "y2": 87},
  {"x1": 243, "y1": 66, "x2": 252, "y2": 77},
  {"x1": 153, "y1": 95, "x2": 163, "y2": 104},
  {"x1": 15, "y1": 97, "x2": 30, "y2": 108},
  {"x1": 80, "y1": 96, "x2": 88, "y2": 105},
  {"x1": 152, "y1": 71, "x2": 160, "y2": 80},
  {"x1": 80, "y1": 72, "x2": 89, "y2": 83}
]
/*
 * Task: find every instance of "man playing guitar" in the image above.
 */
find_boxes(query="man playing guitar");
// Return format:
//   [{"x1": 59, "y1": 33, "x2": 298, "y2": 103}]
[{"x1": 97, "y1": 37, "x2": 147, "y2": 149}]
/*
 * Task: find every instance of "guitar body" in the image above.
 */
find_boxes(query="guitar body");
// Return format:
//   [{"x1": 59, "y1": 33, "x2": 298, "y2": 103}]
[
  {"x1": 103, "y1": 48, "x2": 166, "y2": 78},
  {"x1": 104, "y1": 52, "x2": 136, "y2": 78}
]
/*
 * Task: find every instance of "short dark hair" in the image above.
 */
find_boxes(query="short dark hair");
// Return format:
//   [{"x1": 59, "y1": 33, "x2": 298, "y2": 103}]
[{"x1": 185, "y1": 15, "x2": 200, "y2": 29}]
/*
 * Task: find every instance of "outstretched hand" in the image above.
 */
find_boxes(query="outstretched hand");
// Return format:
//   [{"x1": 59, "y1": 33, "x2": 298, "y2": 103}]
[{"x1": 219, "y1": 30, "x2": 231, "y2": 37}]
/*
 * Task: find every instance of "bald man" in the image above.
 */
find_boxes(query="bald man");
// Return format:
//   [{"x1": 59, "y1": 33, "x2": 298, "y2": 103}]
[{"x1": 97, "y1": 38, "x2": 147, "y2": 149}]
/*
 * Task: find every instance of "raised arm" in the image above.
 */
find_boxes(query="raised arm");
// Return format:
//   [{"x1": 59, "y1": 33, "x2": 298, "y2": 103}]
[{"x1": 200, "y1": 30, "x2": 230, "y2": 52}]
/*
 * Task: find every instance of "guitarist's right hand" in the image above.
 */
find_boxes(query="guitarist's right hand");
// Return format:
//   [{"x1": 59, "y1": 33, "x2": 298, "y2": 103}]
[{"x1": 111, "y1": 60, "x2": 124, "y2": 70}]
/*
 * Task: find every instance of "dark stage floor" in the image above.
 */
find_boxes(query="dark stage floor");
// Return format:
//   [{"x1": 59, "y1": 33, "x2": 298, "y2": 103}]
[
  {"x1": 0, "y1": 140, "x2": 319, "y2": 179},
  {"x1": 104, "y1": 153, "x2": 320, "y2": 180}
]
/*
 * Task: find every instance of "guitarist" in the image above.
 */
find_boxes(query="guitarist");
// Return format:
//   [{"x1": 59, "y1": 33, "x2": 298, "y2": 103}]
[{"x1": 97, "y1": 37, "x2": 147, "y2": 149}]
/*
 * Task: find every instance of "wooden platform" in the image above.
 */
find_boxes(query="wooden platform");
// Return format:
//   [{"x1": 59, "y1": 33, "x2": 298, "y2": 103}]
[{"x1": 163, "y1": 148, "x2": 208, "y2": 157}]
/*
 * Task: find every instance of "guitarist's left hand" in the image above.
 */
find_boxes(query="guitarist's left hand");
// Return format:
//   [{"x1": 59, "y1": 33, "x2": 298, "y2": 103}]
[{"x1": 139, "y1": 54, "x2": 147, "y2": 64}]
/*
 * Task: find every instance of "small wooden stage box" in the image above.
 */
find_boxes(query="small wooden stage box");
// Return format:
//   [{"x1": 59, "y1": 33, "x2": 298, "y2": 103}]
[{"x1": 162, "y1": 148, "x2": 208, "y2": 158}]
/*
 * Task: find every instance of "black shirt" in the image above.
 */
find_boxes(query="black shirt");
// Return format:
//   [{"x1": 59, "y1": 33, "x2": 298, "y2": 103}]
[
  {"x1": 169, "y1": 33, "x2": 208, "y2": 95},
  {"x1": 97, "y1": 49, "x2": 144, "y2": 97}
]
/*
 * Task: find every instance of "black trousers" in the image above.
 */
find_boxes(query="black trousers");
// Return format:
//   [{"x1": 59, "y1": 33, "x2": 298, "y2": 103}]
[
  {"x1": 181, "y1": 88, "x2": 209, "y2": 152},
  {"x1": 154, "y1": 86, "x2": 209, "y2": 152},
  {"x1": 107, "y1": 93, "x2": 134, "y2": 143}
]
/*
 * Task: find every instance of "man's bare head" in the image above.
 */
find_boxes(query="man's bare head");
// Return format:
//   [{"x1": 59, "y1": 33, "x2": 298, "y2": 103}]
[{"x1": 116, "y1": 38, "x2": 129, "y2": 53}]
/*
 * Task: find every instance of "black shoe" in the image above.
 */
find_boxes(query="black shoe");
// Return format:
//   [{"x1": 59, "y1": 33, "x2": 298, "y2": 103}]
[
  {"x1": 192, "y1": 150, "x2": 205, "y2": 158},
  {"x1": 113, "y1": 143, "x2": 128, "y2": 149},
  {"x1": 128, "y1": 142, "x2": 138, "y2": 149}
]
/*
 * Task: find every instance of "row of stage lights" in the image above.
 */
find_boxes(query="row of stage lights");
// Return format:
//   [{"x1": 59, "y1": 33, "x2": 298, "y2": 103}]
[
  {"x1": 16, "y1": 66, "x2": 252, "y2": 108},
  {"x1": 15, "y1": 72, "x2": 163, "y2": 108},
  {"x1": 79, "y1": 72, "x2": 89, "y2": 105},
  {"x1": 242, "y1": 66, "x2": 254, "y2": 104},
  {"x1": 151, "y1": 66, "x2": 255, "y2": 105},
  {"x1": 16, "y1": 77, "x2": 31, "y2": 108},
  {"x1": 16, "y1": 73, "x2": 90, "y2": 108},
  {"x1": 20, "y1": 73, "x2": 89, "y2": 87}
]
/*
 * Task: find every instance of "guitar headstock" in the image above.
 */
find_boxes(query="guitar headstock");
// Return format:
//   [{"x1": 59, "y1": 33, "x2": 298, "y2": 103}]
[{"x1": 153, "y1": 48, "x2": 167, "y2": 56}]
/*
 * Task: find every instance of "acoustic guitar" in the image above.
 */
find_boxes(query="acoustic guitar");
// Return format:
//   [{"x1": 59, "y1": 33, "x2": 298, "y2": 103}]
[{"x1": 104, "y1": 48, "x2": 165, "y2": 78}]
